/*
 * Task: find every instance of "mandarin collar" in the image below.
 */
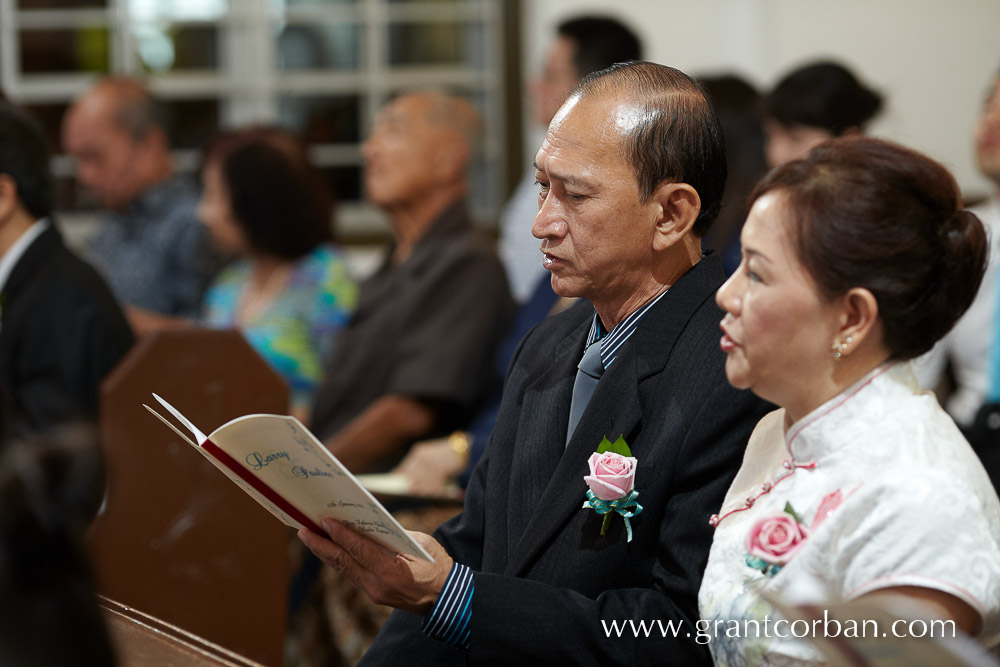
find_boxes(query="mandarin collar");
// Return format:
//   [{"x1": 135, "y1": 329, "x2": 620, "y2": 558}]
[{"x1": 783, "y1": 361, "x2": 919, "y2": 465}]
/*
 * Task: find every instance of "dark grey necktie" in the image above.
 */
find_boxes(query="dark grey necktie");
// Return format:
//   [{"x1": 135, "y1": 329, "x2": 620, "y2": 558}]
[{"x1": 566, "y1": 340, "x2": 604, "y2": 444}]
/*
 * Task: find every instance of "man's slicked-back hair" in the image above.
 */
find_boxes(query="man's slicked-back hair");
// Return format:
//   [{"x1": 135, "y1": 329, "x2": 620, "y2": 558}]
[
  {"x1": 0, "y1": 103, "x2": 53, "y2": 219},
  {"x1": 573, "y1": 62, "x2": 727, "y2": 237},
  {"x1": 556, "y1": 16, "x2": 642, "y2": 78}
]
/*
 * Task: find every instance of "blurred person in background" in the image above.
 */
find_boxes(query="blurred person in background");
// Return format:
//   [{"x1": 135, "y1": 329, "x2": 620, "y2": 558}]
[
  {"x1": 761, "y1": 60, "x2": 883, "y2": 168},
  {"x1": 291, "y1": 91, "x2": 512, "y2": 666},
  {"x1": 699, "y1": 74, "x2": 769, "y2": 276},
  {"x1": 0, "y1": 426, "x2": 116, "y2": 666},
  {"x1": 198, "y1": 127, "x2": 356, "y2": 422},
  {"x1": 0, "y1": 102, "x2": 133, "y2": 438},
  {"x1": 309, "y1": 91, "x2": 513, "y2": 474},
  {"x1": 63, "y1": 78, "x2": 223, "y2": 335},
  {"x1": 916, "y1": 68, "x2": 1000, "y2": 491}
]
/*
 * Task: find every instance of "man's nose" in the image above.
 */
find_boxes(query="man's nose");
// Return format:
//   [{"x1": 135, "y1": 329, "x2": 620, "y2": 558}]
[{"x1": 532, "y1": 191, "x2": 563, "y2": 240}]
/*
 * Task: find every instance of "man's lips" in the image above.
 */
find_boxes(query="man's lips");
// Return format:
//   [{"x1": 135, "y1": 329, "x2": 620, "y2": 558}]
[{"x1": 541, "y1": 251, "x2": 564, "y2": 269}]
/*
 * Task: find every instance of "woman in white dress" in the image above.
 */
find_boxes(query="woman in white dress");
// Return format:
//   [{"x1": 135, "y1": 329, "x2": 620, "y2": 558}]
[{"x1": 699, "y1": 136, "x2": 1000, "y2": 665}]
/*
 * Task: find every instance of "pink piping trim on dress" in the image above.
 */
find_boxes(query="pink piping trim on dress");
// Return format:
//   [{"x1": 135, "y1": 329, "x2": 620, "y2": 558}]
[
  {"x1": 708, "y1": 459, "x2": 817, "y2": 527},
  {"x1": 709, "y1": 364, "x2": 896, "y2": 529},
  {"x1": 785, "y1": 363, "x2": 895, "y2": 459}
]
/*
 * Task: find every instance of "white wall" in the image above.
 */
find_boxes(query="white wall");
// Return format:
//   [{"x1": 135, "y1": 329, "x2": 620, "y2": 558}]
[{"x1": 520, "y1": 0, "x2": 1000, "y2": 200}]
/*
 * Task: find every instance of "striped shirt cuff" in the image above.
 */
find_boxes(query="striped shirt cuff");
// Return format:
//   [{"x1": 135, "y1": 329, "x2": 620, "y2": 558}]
[{"x1": 421, "y1": 562, "x2": 474, "y2": 650}]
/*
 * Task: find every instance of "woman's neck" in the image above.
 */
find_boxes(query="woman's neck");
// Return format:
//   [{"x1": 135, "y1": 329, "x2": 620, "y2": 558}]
[{"x1": 237, "y1": 253, "x2": 292, "y2": 323}]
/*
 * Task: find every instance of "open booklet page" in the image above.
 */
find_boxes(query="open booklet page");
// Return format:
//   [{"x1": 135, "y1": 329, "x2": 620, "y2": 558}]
[{"x1": 145, "y1": 394, "x2": 433, "y2": 562}]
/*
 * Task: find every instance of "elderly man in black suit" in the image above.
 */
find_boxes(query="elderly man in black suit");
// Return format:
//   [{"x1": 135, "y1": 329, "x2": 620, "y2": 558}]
[
  {"x1": 0, "y1": 103, "x2": 134, "y2": 438},
  {"x1": 300, "y1": 62, "x2": 772, "y2": 665}
]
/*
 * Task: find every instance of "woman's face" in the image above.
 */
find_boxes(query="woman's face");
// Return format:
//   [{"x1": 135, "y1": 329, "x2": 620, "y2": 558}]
[
  {"x1": 764, "y1": 120, "x2": 834, "y2": 168},
  {"x1": 198, "y1": 161, "x2": 249, "y2": 255},
  {"x1": 716, "y1": 191, "x2": 845, "y2": 411}
]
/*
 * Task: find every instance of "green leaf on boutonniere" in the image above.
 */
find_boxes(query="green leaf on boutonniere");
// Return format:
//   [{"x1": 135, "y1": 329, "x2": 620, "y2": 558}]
[
  {"x1": 596, "y1": 434, "x2": 632, "y2": 457},
  {"x1": 783, "y1": 501, "x2": 804, "y2": 525}
]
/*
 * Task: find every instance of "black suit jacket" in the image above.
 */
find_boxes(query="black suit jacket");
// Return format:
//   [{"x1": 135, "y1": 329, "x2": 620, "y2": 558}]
[
  {"x1": 0, "y1": 224, "x2": 134, "y2": 437},
  {"x1": 362, "y1": 254, "x2": 772, "y2": 666}
]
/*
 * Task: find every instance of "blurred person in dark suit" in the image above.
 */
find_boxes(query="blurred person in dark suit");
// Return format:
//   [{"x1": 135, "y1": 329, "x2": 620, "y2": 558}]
[{"x1": 0, "y1": 103, "x2": 134, "y2": 438}]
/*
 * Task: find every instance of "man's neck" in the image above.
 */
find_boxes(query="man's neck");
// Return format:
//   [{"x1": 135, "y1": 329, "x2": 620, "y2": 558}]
[
  {"x1": 388, "y1": 184, "x2": 465, "y2": 264},
  {"x1": 0, "y1": 210, "x2": 37, "y2": 259},
  {"x1": 593, "y1": 239, "x2": 702, "y2": 330}
]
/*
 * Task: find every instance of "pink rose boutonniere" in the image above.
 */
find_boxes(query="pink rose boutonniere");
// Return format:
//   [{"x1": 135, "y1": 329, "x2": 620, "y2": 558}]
[
  {"x1": 744, "y1": 491, "x2": 842, "y2": 576},
  {"x1": 583, "y1": 436, "x2": 643, "y2": 541}
]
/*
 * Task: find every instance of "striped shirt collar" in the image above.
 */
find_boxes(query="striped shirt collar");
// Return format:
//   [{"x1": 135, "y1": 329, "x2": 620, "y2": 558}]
[{"x1": 585, "y1": 289, "x2": 669, "y2": 369}]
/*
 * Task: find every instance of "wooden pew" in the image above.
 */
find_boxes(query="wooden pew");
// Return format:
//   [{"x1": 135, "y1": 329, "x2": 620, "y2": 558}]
[
  {"x1": 89, "y1": 330, "x2": 291, "y2": 666},
  {"x1": 101, "y1": 596, "x2": 265, "y2": 667}
]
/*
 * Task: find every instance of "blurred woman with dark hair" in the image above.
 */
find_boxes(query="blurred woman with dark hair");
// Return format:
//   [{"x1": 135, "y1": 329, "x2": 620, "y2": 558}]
[
  {"x1": 699, "y1": 136, "x2": 1000, "y2": 664},
  {"x1": 762, "y1": 60, "x2": 882, "y2": 168},
  {"x1": 198, "y1": 128, "x2": 356, "y2": 419}
]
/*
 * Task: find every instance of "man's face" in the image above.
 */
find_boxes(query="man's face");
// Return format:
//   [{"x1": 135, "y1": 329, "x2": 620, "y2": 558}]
[
  {"x1": 976, "y1": 78, "x2": 1000, "y2": 185},
  {"x1": 532, "y1": 94, "x2": 661, "y2": 308},
  {"x1": 529, "y1": 36, "x2": 580, "y2": 127},
  {"x1": 63, "y1": 98, "x2": 146, "y2": 211},
  {"x1": 361, "y1": 95, "x2": 448, "y2": 209},
  {"x1": 763, "y1": 119, "x2": 834, "y2": 169}
]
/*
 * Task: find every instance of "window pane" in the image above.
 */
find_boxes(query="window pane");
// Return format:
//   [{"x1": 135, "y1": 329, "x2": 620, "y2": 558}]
[
  {"x1": 134, "y1": 25, "x2": 219, "y2": 72},
  {"x1": 19, "y1": 28, "x2": 109, "y2": 74},
  {"x1": 17, "y1": 0, "x2": 106, "y2": 7},
  {"x1": 284, "y1": 0, "x2": 357, "y2": 5},
  {"x1": 166, "y1": 99, "x2": 220, "y2": 150},
  {"x1": 320, "y1": 165, "x2": 362, "y2": 204},
  {"x1": 127, "y1": 0, "x2": 227, "y2": 21},
  {"x1": 279, "y1": 95, "x2": 361, "y2": 144},
  {"x1": 276, "y1": 24, "x2": 361, "y2": 71},
  {"x1": 387, "y1": 22, "x2": 483, "y2": 67}
]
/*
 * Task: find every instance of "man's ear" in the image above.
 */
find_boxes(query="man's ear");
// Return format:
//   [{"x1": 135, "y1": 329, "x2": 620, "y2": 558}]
[
  {"x1": 651, "y1": 182, "x2": 701, "y2": 251},
  {"x1": 435, "y1": 140, "x2": 469, "y2": 183},
  {"x1": 0, "y1": 174, "x2": 19, "y2": 224}
]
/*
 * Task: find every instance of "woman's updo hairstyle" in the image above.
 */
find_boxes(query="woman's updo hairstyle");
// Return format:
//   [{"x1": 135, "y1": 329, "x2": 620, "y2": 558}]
[
  {"x1": 763, "y1": 61, "x2": 883, "y2": 135},
  {"x1": 752, "y1": 135, "x2": 987, "y2": 360}
]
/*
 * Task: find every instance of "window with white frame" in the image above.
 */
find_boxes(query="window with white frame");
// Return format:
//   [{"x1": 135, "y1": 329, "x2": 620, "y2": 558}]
[{"x1": 0, "y1": 0, "x2": 509, "y2": 239}]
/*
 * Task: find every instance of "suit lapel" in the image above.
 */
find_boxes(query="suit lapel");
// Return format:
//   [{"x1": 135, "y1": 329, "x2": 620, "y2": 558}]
[
  {"x1": 505, "y1": 254, "x2": 725, "y2": 576},
  {"x1": 506, "y1": 316, "x2": 586, "y2": 550}
]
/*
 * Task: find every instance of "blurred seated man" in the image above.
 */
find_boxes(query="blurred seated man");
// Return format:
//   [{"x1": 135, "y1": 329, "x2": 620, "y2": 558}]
[
  {"x1": 309, "y1": 92, "x2": 514, "y2": 473},
  {"x1": 62, "y1": 78, "x2": 222, "y2": 335},
  {"x1": 0, "y1": 103, "x2": 134, "y2": 438}
]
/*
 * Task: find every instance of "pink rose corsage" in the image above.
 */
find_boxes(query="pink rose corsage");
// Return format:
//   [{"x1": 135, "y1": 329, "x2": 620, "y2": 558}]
[
  {"x1": 745, "y1": 491, "x2": 842, "y2": 576},
  {"x1": 583, "y1": 436, "x2": 643, "y2": 541}
]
